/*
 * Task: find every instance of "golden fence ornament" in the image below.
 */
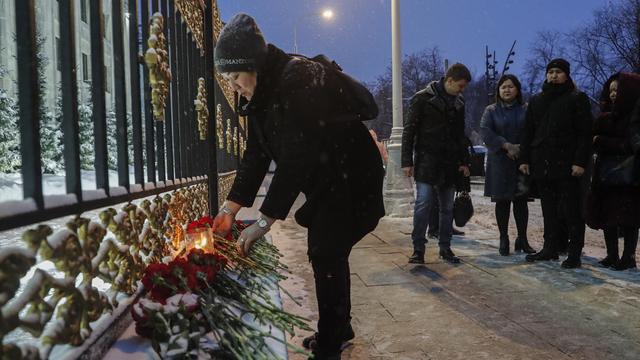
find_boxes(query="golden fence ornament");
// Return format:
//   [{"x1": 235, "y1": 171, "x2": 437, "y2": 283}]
[
  {"x1": 226, "y1": 119, "x2": 233, "y2": 154},
  {"x1": 175, "y1": 0, "x2": 205, "y2": 52},
  {"x1": 144, "y1": 12, "x2": 172, "y2": 121},
  {"x1": 195, "y1": 78, "x2": 209, "y2": 140},
  {"x1": 240, "y1": 135, "x2": 246, "y2": 158},
  {"x1": 216, "y1": 104, "x2": 224, "y2": 149},
  {"x1": 0, "y1": 184, "x2": 211, "y2": 359},
  {"x1": 233, "y1": 127, "x2": 239, "y2": 156}
]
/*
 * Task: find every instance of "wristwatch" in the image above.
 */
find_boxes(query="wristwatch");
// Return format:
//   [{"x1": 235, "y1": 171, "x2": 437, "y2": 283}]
[
  {"x1": 220, "y1": 206, "x2": 233, "y2": 216},
  {"x1": 256, "y1": 216, "x2": 270, "y2": 230}
]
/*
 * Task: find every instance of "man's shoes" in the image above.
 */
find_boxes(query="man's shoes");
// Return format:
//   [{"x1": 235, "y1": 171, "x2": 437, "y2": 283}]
[
  {"x1": 427, "y1": 232, "x2": 438, "y2": 239},
  {"x1": 514, "y1": 237, "x2": 536, "y2": 254},
  {"x1": 598, "y1": 255, "x2": 619, "y2": 268},
  {"x1": 561, "y1": 257, "x2": 582, "y2": 269},
  {"x1": 525, "y1": 250, "x2": 559, "y2": 262},
  {"x1": 612, "y1": 255, "x2": 637, "y2": 271},
  {"x1": 439, "y1": 248, "x2": 461, "y2": 264},
  {"x1": 303, "y1": 325, "x2": 355, "y2": 352},
  {"x1": 452, "y1": 228, "x2": 465, "y2": 236},
  {"x1": 408, "y1": 251, "x2": 425, "y2": 264}
]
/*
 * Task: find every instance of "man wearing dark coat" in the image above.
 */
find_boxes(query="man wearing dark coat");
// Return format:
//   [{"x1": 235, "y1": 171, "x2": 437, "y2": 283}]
[
  {"x1": 401, "y1": 63, "x2": 472, "y2": 264},
  {"x1": 210, "y1": 14, "x2": 385, "y2": 360},
  {"x1": 518, "y1": 58, "x2": 593, "y2": 268}
]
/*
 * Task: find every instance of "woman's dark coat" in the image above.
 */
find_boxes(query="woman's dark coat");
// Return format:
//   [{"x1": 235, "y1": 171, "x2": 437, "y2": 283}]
[
  {"x1": 586, "y1": 72, "x2": 640, "y2": 229},
  {"x1": 401, "y1": 80, "x2": 470, "y2": 186},
  {"x1": 226, "y1": 44, "x2": 385, "y2": 258},
  {"x1": 519, "y1": 81, "x2": 592, "y2": 180},
  {"x1": 480, "y1": 101, "x2": 527, "y2": 201}
]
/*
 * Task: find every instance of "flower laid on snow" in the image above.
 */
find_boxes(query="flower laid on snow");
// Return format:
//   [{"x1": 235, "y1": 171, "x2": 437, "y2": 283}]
[
  {"x1": 132, "y1": 220, "x2": 312, "y2": 359},
  {"x1": 141, "y1": 249, "x2": 228, "y2": 303}
]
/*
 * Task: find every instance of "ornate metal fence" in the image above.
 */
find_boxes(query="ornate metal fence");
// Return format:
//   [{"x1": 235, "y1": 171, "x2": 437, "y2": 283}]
[{"x1": 0, "y1": 0, "x2": 243, "y2": 358}]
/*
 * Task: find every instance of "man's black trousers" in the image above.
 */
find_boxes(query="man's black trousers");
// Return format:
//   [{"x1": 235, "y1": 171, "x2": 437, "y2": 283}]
[{"x1": 538, "y1": 177, "x2": 586, "y2": 258}]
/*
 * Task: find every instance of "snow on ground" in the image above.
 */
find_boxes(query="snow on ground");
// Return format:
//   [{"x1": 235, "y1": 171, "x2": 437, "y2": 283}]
[
  {"x1": 468, "y1": 182, "x2": 610, "y2": 260},
  {"x1": 0, "y1": 168, "x2": 138, "y2": 203}
]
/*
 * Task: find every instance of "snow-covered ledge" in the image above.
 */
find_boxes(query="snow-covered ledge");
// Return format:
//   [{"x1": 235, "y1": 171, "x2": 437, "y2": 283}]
[{"x1": 0, "y1": 183, "x2": 211, "y2": 359}]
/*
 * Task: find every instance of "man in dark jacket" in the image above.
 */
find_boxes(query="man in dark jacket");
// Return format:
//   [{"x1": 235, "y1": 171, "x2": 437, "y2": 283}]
[
  {"x1": 518, "y1": 58, "x2": 592, "y2": 268},
  {"x1": 401, "y1": 63, "x2": 472, "y2": 264},
  {"x1": 211, "y1": 14, "x2": 385, "y2": 360}
]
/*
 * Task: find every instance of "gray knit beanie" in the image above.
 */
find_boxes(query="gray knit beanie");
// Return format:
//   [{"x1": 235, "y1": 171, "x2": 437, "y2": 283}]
[{"x1": 214, "y1": 13, "x2": 267, "y2": 73}]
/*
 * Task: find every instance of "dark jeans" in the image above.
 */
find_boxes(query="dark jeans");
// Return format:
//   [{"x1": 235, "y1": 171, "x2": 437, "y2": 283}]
[
  {"x1": 603, "y1": 226, "x2": 639, "y2": 258},
  {"x1": 538, "y1": 178, "x2": 585, "y2": 258},
  {"x1": 412, "y1": 182, "x2": 455, "y2": 252},
  {"x1": 427, "y1": 197, "x2": 440, "y2": 236},
  {"x1": 495, "y1": 199, "x2": 528, "y2": 240},
  {"x1": 311, "y1": 254, "x2": 351, "y2": 356}
]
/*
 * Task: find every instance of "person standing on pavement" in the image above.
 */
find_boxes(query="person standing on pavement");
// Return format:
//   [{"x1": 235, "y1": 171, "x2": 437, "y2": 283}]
[
  {"x1": 587, "y1": 72, "x2": 640, "y2": 270},
  {"x1": 518, "y1": 58, "x2": 593, "y2": 269},
  {"x1": 402, "y1": 63, "x2": 472, "y2": 265},
  {"x1": 480, "y1": 74, "x2": 536, "y2": 256},
  {"x1": 210, "y1": 14, "x2": 385, "y2": 360}
]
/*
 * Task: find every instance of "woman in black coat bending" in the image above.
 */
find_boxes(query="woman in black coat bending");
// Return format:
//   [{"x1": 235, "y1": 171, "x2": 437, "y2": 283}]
[
  {"x1": 586, "y1": 72, "x2": 640, "y2": 270},
  {"x1": 210, "y1": 14, "x2": 385, "y2": 360}
]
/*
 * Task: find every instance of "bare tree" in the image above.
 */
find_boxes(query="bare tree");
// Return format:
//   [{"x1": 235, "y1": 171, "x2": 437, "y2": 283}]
[
  {"x1": 367, "y1": 47, "x2": 444, "y2": 139},
  {"x1": 566, "y1": 0, "x2": 639, "y2": 98},
  {"x1": 525, "y1": 1, "x2": 640, "y2": 99},
  {"x1": 522, "y1": 30, "x2": 567, "y2": 94}
]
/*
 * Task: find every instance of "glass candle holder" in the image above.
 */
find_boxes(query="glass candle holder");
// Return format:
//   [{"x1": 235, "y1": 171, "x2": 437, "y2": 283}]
[{"x1": 185, "y1": 227, "x2": 215, "y2": 253}]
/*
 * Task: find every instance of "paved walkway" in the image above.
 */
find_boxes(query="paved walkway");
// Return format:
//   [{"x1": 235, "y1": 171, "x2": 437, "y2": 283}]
[{"x1": 268, "y1": 200, "x2": 640, "y2": 360}]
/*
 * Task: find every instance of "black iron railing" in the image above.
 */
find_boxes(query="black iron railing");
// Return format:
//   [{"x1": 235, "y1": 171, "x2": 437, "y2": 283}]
[{"x1": 0, "y1": 0, "x2": 235, "y2": 232}]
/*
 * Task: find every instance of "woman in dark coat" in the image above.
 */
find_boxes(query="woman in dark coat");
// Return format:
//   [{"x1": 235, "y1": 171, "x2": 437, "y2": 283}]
[
  {"x1": 586, "y1": 72, "x2": 640, "y2": 270},
  {"x1": 480, "y1": 74, "x2": 535, "y2": 256},
  {"x1": 210, "y1": 14, "x2": 385, "y2": 360}
]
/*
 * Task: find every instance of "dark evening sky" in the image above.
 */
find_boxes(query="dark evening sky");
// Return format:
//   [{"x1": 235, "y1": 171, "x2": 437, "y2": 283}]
[{"x1": 219, "y1": 0, "x2": 608, "y2": 83}]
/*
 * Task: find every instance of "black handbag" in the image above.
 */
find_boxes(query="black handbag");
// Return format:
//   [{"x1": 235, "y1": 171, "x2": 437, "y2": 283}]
[
  {"x1": 514, "y1": 173, "x2": 533, "y2": 199},
  {"x1": 453, "y1": 191, "x2": 474, "y2": 227},
  {"x1": 598, "y1": 155, "x2": 635, "y2": 186}
]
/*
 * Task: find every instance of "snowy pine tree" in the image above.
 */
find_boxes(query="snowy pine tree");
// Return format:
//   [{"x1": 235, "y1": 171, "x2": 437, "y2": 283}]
[
  {"x1": 78, "y1": 100, "x2": 95, "y2": 170},
  {"x1": 106, "y1": 109, "x2": 118, "y2": 170},
  {"x1": 0, "y1": 82, "x2": 20, "y2": 173},
  {"x1": 34, "y1": 32, "x2": 63, "y2": 174}
]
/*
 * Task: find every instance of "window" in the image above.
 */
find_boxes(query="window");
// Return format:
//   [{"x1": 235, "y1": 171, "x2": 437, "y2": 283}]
[
  {"x1": 80, "y1": 0, "x2": 87, "y2": 23},
  {"x1": 82, "y1": 53, "x2": 89, "y2": 81},
  {"x1": 56, "y1": 37, "x2": 61, "y2": 71}
]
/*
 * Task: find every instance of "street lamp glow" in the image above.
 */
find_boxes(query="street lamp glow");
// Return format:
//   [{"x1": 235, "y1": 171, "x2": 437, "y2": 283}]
[{"x1": 321, "y1": 9, "x2": 334, "y2": 20}]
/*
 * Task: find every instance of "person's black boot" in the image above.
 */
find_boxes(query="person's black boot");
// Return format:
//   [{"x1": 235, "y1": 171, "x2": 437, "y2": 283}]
[
  {"x1": 561, "y1": 256, "x2": 582, "y2": 269},
  {"x1": 600, "y1": 229, "x2": 620, "y2": 267},
  {"x1": 613, "y1": 255, "x2": 637, "y2": 271},
  {"x1": 525, "y1": 250, "x2": 559, "y2": 262},
  {"x1": 499, "y1": 236, "x2": 510, "y2": 256},
  {"x1": 427, "y1": 231, "x2": 438, "y2": 239},
  {"x1": 439, "y1": 248, "x2": 461, "y2": 264},
  {"x1": 514, "y1": 237, "x2": 536, "y2": 254},
  {"x1": 303, "y1": 324, "x2": 355, "y2": 352},
  {"x1": 408, "y1": 250, "x2": 425, "y2": 264},
  {"x1": 613, "y1": 231, "x2": 638, "y2": 270},
  {"x1": 452, "y1": 228, "x2": 465, "y2": 236},
  {"x1": 598, "y1": 255, "x2": 619, "y2": 268}
]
